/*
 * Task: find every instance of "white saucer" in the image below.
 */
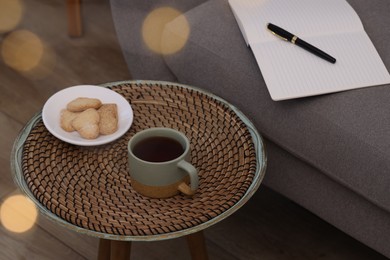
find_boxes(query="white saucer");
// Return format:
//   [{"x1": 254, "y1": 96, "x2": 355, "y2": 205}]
[{"x1": 42, "y1": 85, "x2": 133, "y2": 146}]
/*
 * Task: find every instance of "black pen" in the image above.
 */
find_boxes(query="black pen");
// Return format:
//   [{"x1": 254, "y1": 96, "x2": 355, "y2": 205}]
[{"x1": 267, "y1": 23, "x2": 336, "y2": 64}]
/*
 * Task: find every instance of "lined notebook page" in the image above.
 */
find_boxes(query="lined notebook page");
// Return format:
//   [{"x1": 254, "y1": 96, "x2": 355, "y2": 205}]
[
  {"x1": 229, "y1": 0, "x2": 363, "y2": 43},
  {"x1": 229, "y1": 0, "x2": 390, "y2": 100}
]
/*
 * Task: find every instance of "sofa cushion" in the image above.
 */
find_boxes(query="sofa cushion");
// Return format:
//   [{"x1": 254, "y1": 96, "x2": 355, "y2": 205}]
[{"x1": 162, "y1": 0, "x2": 390, "y2": 212}]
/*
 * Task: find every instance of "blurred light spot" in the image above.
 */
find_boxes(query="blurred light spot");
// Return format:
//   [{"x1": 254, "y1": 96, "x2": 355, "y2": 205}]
[
  {"x1": 142, "y1": 7, "x2": 190, "y2": 55},
  {"x1": 161, "y1": 15, "x2": 190, "y2": 55},
  {"x1": 1, "y1": 30, "x2": 43, "y2": 71},
  {"x1": 0, "y1": 0, "x2": 24, "y2": 33},
  {"x1": 1, "y1": 30, "x2": 57, "y2": 80},
  {"x1": 0, "y1": 194, "x2": 38, "y2": 233}
]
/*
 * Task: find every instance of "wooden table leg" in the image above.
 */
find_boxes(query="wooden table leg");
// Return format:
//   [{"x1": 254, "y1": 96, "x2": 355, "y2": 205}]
[
  {"x1": 98, "y1": 239, "x2": 111, "y2": 260},
  {"x1": 186, "y1": 231, "x2": 209, "y2": 260},
  {"x1": 110, "y1": 240, "x2": 132, "y2": 260},
  {"x1": 66, "y1": 0, "x2": 82, "y2": 37}
]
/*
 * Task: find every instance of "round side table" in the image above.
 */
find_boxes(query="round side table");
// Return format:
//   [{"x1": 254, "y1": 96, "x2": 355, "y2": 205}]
[{"x1": 11, "y1": 80, "x2": 266, "y2": 260}]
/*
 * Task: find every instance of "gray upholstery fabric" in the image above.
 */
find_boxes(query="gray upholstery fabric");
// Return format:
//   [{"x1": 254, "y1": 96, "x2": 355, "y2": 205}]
[
  {"x1": 161, "y1": 0, "x2": 390, "y2": 257},
  {"x1": 264, "y1": 141, "x2": 390, "y2": 257},
  {"x1": 110, "y1": 0, "x2": 207, "y2": 81},
  {"x1": 265, "y1": 139, "x2": 390, "y2": 257}
]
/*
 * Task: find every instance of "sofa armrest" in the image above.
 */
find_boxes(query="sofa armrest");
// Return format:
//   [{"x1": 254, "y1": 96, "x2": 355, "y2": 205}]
[{"x1": 110, "y1": 0, "x2": 208, "y2": 81}]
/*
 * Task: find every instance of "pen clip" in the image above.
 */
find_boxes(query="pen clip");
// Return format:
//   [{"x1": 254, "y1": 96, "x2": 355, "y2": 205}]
[{"x1": 269, "y1": 30, "x2": 288, "y2": 41}]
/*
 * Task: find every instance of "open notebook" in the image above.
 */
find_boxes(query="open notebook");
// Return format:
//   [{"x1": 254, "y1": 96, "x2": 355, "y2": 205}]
[{"x1": 229, "y1": 0, "x2": 390, "y2": 101}]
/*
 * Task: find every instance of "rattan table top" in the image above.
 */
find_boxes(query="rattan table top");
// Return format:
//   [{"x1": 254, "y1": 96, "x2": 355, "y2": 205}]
[{"x1": 11, "y1": 80, "x2": 266, "y2": 241}]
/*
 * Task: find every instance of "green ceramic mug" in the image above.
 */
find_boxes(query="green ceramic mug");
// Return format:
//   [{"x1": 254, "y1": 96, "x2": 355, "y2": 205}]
[{"x1": 128, "y1": 127, "x2": 199, "y2": 198}]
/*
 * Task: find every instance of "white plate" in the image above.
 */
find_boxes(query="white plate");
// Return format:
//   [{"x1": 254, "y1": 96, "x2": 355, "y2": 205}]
[{"x1": 42, "y1": 85, "x2": 133, "y2": 146}]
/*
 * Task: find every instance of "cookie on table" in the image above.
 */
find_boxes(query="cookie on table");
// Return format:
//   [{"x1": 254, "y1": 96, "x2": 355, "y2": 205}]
[
  {"x1": 60, "y1": 109, "x2": 80, "y2": 132},
  {"x1": 67, "y1": 97, "x2": 102, "y2": 112},
  {"x1": 71, "y1": 108, "x2": 100, "y2": 139},
  {"x1": 98, "y1": 104, "x2": 118, "y2": 135}
]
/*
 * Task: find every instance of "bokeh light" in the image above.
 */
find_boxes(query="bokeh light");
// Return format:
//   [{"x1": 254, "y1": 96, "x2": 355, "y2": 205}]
[
  {"x1": 142, "y1": 7, "x2": 190, "y2": 55},
  {"x1": 0, "y1": 194, "x2": 38, "y2": 233},
  {"x1": 1, "y1": 29, "x2": 57, "y2": 79},
  {"x1": 1, "y1": 30, "x2": 44, "y2": 71},
  {"x1": 0, "y1": 0, "x2": 24, "y2": 33}
]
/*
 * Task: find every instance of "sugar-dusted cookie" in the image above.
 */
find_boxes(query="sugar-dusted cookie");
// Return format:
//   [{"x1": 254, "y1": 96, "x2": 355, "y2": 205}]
[
  {"x1": 98, "y1": 104, "x2": 118, "y2": 135},
  {"x1": 60, "y1": 109, "x2": 80, "y2": 132},
  {"x1": 67, "y1": 97, "x2": 102, "y2": 112},
  {"x1": 71, "y1": 108, "x2": 100, "y2": 139}
]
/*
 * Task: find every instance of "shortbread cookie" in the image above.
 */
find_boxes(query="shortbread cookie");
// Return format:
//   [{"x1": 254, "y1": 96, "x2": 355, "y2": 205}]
[
  {"x1": 71, "y1": 108, "x2": 100, "y2": 139},
  {"x1": 67, "y1": 97, "x2": 102, "y2": 112},
  {"x1": 98, "y1": 104, "x2": 118, "y2": 135},
  {"x1": 60, "y1": 109, "x2": 80, "y2": 132}
]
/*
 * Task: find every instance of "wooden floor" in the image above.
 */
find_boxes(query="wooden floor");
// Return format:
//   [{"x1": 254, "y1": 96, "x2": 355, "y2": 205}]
[{"x1": 0, "y1": 0, "x2": 387, "y2": 259}]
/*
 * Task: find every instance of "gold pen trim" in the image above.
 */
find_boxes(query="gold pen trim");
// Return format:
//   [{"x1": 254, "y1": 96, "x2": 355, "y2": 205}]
[{"x1": 291, "y1": 35, "x2": 298, "y2": 44}]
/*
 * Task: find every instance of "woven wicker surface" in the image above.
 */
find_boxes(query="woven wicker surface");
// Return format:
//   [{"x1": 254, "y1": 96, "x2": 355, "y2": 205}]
[{"x1": 21, "y1": 81, "x2": 259, "y2": 238}]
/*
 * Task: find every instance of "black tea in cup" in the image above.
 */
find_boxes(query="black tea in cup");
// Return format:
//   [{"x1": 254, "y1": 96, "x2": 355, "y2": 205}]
[{"x1": 133, "y1": 136, "x2": 184, "y2": 163}]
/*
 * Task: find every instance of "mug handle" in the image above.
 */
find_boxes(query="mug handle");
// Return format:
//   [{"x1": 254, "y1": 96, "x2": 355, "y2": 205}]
[{"x1": 177, "y1": 160, "x2": 198, "y2": 196}]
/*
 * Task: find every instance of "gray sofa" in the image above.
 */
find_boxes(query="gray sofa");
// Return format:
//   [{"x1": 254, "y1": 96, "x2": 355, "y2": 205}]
[{"x1": 110, "y1": 0, "x2": 390, "y2": 257}]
